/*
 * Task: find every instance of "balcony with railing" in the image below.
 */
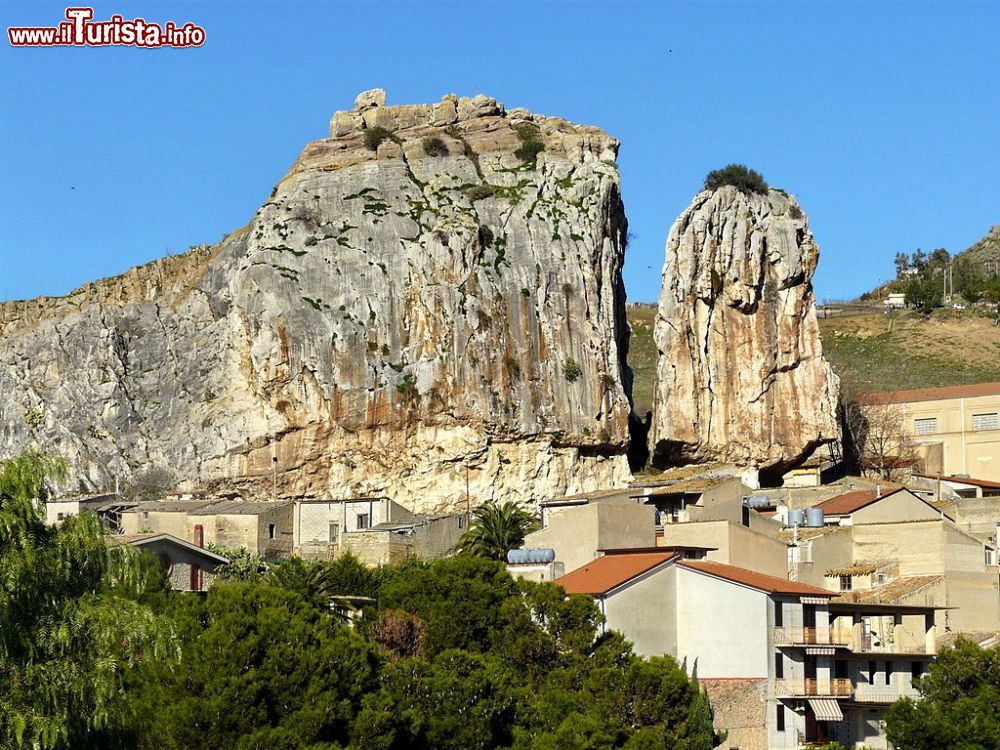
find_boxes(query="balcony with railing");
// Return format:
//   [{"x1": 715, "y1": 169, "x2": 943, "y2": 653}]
[
  {"x1": 774, "y1": 678, "x2": 854, "y2": 698},
  {"x1": 773, "y1": 627, "x2": 853, "y2": 647},
  {"x1": 853, "y1": 682, "x2": 919, "y2": 703}
]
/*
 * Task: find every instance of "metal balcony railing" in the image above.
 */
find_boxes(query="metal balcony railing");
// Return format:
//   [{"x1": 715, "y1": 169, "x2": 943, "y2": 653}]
[
  {"x1": 773, "y1": 627, "x2": 853, "y2": 646},
  {"x1": 774, "y1": 678, "x2": 853, "y2": 698},
  {"x1": 853, "y1": 683, "x2": 920, "y2": 703}
]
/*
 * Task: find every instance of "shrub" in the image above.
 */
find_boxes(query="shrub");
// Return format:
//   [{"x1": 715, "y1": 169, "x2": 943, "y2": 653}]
[
  {"x1": 478, "y1": 225, "x2": 495, "y2": 248},
  {"x1": 422, "y1": 136, "x2": 448, "y2": 156},
  {"x1": 445, "y1": 124, "x2": 462, "y2": 139},
  {"x1": 363, "y1": 126, "x2": 395, "y2": 151},
  {"x1": 703, "y1": 163, "x2": 769, "y2": 194},
  {"x1": 513, "y1": 122, "x2": 541, "y2": 142},
  {"x1": 563, "y1": 358, "x2": 582, "y2": 382},
  {"x1": 514, "y1": 140, "x2": 545, "y2": 163},
  {"x1": 504, "y1": 356, "x2": 521, "y2": 378},
  {"x1": 789, "y1": 204, "x2": 803, "y2": 220},
  {"x1": 465, "y1": 184, "x2": 493, "y2": 202}
]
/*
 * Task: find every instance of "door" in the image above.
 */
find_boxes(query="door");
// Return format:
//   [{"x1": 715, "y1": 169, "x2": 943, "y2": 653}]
[{"x1": 805, "y1": 656, "x2": 818, "y2": 694}]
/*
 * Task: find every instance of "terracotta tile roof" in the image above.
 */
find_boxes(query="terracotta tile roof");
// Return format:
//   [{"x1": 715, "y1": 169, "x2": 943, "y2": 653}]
[
  {"x1": 833, "y1": 575, "x2": 942, "y2": 604},
  {"x1": 814, "y1": 488, "x2": 903, "y2": 516},
  {"x1": 555, "y1": 550, "x2": 677, "y2": 595},
  {"x1": 825, "y1": 559, "x2": 892, "y2": 577},
  {"x1": 678, "y1": 559, "x2": 834, "y2": 597},
  {"x1": 861, "y1": 381, "x2": 1000, "y2": 404},
  {"x1": 916, "y1": 473, "x2": 1000, "y2": 490}
]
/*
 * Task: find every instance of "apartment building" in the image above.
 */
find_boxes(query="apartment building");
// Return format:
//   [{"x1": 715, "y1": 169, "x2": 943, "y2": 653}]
[
  {"x1": 862, "y1": 381, "x2": 1000, "y2": 482},
  {"x1": 555, "y1": 549, "x2": 939, "y2": 750}
]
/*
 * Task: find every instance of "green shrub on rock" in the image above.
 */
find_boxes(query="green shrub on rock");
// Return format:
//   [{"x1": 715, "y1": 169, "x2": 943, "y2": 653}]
[{"x1": 703, "y1": 164, "x2": 769, "y2": 194}]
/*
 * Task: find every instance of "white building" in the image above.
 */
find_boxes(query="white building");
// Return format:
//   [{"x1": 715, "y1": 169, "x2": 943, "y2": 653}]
[{"x1": 556, "y1": 549, "x2": 939, "y2": 749}]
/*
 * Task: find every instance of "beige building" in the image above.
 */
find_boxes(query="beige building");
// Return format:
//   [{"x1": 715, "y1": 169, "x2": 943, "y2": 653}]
[
  {"x1": 784, "y1": 487, "x2": 1000, "y2": 632},
  {"x1": 294, "y1": 497, "x2": 464, "y2": 565},
  {"x1": 109, "y1": 532, "x2": 229, "y2": 592},
  {"x1": 122, "y1": 499, "x2": 294, "y2": 559},
  {"x1": 863, "y1": 382, "x2": 1000, "y2": 482}
]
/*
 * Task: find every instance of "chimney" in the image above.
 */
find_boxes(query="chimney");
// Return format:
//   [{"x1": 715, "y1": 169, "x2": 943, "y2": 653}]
[{"x1": 194, "y1": 524, "x2": 204, "y2": 548}]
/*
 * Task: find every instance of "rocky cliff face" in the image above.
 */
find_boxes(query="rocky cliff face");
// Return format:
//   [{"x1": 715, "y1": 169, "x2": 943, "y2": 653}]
[
  {"x1": 0, "y1": 90, "x2": 634, "y2": 511},
  {"x1": 649, "y1": 186, "x2": 839, "y2": 478}
]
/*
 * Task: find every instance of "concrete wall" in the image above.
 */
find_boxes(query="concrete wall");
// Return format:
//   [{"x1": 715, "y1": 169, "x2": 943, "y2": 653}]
[
  {"x1": 413, "y1": 515, "x2": 464, "y2": 559},
  {"x1": 699, "y1": 679, "x2": 768, "y2": 750},
  {"x1": 674, "y1": 566, "x2": 770, "y2": 679},
  {"x1": 791, "y1": 526, "x2": 853, "y2": 588},
  {"x1": 853, "y1": 491, "x2": 944, "y2": 524},
  {"x1": 601, "y1": 562, "x2": 678, "y2": 658},
  {"x1": 953, "y1": 496, "x2": 1000, "y2": 542},
  {"x1": 122, "y1": 509, "x2": 191, "y2": 538},
  {"x1": 657, "y1": 520, "x2": 788, "y2": 578},
  {"x1": 526, "y1": 501, "x2": 654, "y2": 573}
]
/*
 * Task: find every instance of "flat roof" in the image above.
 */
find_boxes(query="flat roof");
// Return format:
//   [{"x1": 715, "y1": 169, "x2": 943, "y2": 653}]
[
  {"x1": 861, "y1": 381, "x2": 1000, "y2": 404},
  {"x1": 189, "y1": 500, "x2": 291, "y2": 515},
  {"x1": 915, "y1": 473, "x2": 1000, "y2": 490}
]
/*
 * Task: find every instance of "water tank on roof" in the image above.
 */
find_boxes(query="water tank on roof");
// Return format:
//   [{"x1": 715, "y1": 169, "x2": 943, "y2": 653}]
[
  {"x1": 805, "y1": 508, "x2": 825, "y2": 528},
  {"x1": 506, "y1": 549, "x2": 529, "y2": 564},
  {"x1": 744, "y1": 495, "x2": 771, "y2": 509},
  {"x1": 507, "y1": 548, "x2": 556, "y2": 564},
  {"x1": 787, "y1": 508, "x2": 805, "y2": 528}
]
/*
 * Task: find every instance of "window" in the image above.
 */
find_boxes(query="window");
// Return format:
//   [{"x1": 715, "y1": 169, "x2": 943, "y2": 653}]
[
  {"x1": 774, "y1": 601, "x2": 783, "y2": 627},
  {"x1": 911, "y1": 662, "x2": 924, "y2": 679},
  {"x1": 458, "y1": 515, "x2": 465, "y2": 529},
  {"x1": 868, "y1": 660, "x2": 877, "y2": 684},
  {"x1": 356, "y1": 513, "x2": 370, "y2": 530},
  {"x1": 914, "y1": 417, "x2": 938, "y2": 436},
  {"x1": 886, "y1": 661, "x2": 893, "y2": 685},
  {"x1": 268, "y1": 523, "x2": 276, "y2": 540},
  {"x1": 56, "y1": 512, "x2": 64, "y2": 521},
  {"x1": 776, "y1": 704, "x2": 785, "y2": 732},
  {"x1": 774, "y1": 652, "x2": 784, "y2": 679},
  {"x1": 839, "y1": 575, "x2": 853, "y2": 591},
  {"x1": 329, "y1": 522, "x2": 340, "y2": 544},
  {"x1": 973, "y1": 412, "x2": 999, "y2": 431},
  {"x1": 142, "y1": 511, "x2": 149, "y2": 520}
]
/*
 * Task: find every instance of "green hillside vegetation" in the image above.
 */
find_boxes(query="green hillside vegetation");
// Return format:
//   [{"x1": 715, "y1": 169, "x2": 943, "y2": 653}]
[
  {"x1": 819, "y1": 311, "x2": 1000, "y2": 397},
  {"x1": 626, "y1": 304, "x2": 657, "y2": 417}
]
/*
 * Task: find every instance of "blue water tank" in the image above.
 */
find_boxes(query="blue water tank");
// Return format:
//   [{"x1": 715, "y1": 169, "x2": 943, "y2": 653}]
[
  {"x1": 788, "y1": 508, "x2": 805, "y2": 527},
  {"x1": 506, "y1": 549, "x2": 529, "y2": 564},
  {"x1": 805, "y1": 507, "x2": 825, "y2": 527},
  {"x1": 744, "y1": 495, "x2": 771, "y2": 508}
]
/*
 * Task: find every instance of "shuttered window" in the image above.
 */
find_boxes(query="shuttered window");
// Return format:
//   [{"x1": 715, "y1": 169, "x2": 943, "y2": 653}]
[
  {"x1": 914, "y1": 418, "x2": 938, "y2": 435},
  {"x1": 972, "y1": 412, "x2": 999, "y2": 431}
]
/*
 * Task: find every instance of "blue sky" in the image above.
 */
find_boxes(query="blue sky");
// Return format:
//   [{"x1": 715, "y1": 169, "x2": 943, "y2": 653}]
[{"x1": 1, "y1": 0, "x2": 997, "y2": 304}]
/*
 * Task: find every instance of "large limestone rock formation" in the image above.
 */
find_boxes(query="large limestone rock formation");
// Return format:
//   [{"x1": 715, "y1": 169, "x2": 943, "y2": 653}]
[
  {"x1": 0, "y1": 91, "x2": 634, "y2": 511},
  {"x1": 649, "y1": 186, "x2": 839, "y2": 478}
]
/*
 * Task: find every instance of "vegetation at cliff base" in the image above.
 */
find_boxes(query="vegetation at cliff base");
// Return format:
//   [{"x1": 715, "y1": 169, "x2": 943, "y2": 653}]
[{"x1": 703, "y1": 163, "x2": 769, "y2": 195}]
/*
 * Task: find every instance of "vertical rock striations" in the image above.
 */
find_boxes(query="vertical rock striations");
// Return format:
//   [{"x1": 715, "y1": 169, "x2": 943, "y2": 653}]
[
  {"x1": 0, "y1": 91, "x2": 634, "y2": 511},
  {"x1": 649, "y1": 186, "x2": 840, "y2": 478}
]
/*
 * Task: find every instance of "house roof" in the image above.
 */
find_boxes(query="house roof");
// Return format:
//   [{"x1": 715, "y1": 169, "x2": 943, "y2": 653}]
[
  {"x1": 188, "y1": 500, "x2": 291, "y2": 516},
  {"x1": 813, "y1": 488, "x2": 904, "y2": 516},
  {"x1": 677, "y1": 560, "x2": 835, "y2": 597},
  {"x1": 130, "y1": 500, "x2": 215, "y2": 513},
  {"x1": 915, "y1": 473, "x2": 1000, "y2": 490},
  {"x1": 555, "y1": 550, "x2": 677, "y2": 596},
  {"x1": 646, "y1": 476, "x2": 738, "y2": 496},
  {"x1": 825, "y1": 559, "x2": 892, "y2": 577},
  {"x1": 861, "y1": 381, "x2": 1000, "y2": 405},
  {"x1": 832, "y1": 575, "x2": 943, "y2": 606},
  {"x1": 108, "y1": 532, "x2": 230, "y2": 564},
  {"x1": 540, "y1": 488, "x2": 638, "y2": 507}
]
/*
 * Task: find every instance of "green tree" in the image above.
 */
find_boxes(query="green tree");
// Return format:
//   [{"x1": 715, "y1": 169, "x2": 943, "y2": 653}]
[
  {"x1": 458, "y1": 500, "x2": 539, "y2": 561},
  {"x1": 133, "y1": 582, "x2": 382, "y2": 750},
  {"x1": 894, "y1": 252, "x2": 911, "y2": 278},
  {"x1": 703, "y1": 164, "x2": 768, "y2": 194},
  {"x1": 885, "y1": 638, "x2": 1000, "y2": 750},
  {"x1": 904, "y1": 277, "x2": 943, "y2": 314},
  {"x1": 351, "y1": 650, "x2": 517, "y2": 750},
  {"x1": 0, "y1": 450, "x2": 175, "y2": 750}
]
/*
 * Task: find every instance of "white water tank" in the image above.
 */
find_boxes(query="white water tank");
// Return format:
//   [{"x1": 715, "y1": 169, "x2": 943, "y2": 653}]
[
  {"x1": 788, "y1": 508, "x2": 805, "y2": 527},
  {"x1": 805, "y1": 507, "x2": 825, "y2": 527}
]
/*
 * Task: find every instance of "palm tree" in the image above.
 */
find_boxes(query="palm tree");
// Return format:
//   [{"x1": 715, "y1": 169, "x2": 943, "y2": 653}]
[{"x1": 458, "y1": 501, "x2": 540, "y2": 561}]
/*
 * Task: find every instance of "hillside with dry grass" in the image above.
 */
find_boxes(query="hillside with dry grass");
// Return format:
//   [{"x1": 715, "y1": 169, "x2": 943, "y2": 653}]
[{"x1": 626, "y1": 306, "x2": 1000, "y2": 416}]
